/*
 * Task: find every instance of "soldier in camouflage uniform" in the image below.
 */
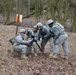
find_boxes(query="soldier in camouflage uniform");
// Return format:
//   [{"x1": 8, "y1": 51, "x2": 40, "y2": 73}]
[
  {"x1": 13, "y1": 29, "x2": 32, "y2": 59},
  {"x1": 47, "y1": 19, "x2": 69, "y2": 59},
  {"x1": 37, "y1": 22, "x2": 51, "y2": 53}
]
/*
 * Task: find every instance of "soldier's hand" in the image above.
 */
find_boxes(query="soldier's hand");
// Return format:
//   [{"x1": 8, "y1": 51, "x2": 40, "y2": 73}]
[{"x1": 27, "y1": 41, "x2": 31, "y2": 45}]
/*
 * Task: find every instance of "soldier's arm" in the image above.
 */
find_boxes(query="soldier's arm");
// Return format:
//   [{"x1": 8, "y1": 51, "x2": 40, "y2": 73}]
[
  {"x1": 43, "y1": 27, "x2": 50, "y2": 38},
  {"x1": 52, "y1": 27, "x2": 60, "y2": 39},
  {"x1": 16, "y1": 36, "x2": 32, "y2": 45}
]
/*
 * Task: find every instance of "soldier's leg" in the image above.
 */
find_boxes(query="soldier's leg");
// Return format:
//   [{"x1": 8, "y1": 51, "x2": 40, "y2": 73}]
[
  {"x1": 53, "y1": 34, "x2": 69, "y2": 59},
  {"x1": 26, "y1": 46, "x2": 32, "y2": 55},
  {"x1": 13, "y1": 45, "x2": 22, "y2": 57},
  {"x1": 50, "y1": 37, "x2": 55, "y2": 52},
  {"x1": 62, "y1": 38, "x2": 69, "y2": 56},
  {"x1": 32, "y1": 42, "x2": 37, "y2": 53},
  {"x1": 53, "y1": 36, "x2": 63, "y2": 54},
  {"x1": 52, "y1": 35, "x2": 65, "y2": 59},
  {"x1": 49, "y1": 37, "x2": 55, "y2": 58},
  {"x1": 21, "y1": 45, "x2": 27, "y2": 54},
  {"x1": 54, "y1": 33, "x2": 68, "y2": 53},
  {"x1": 32, "y1": 42, "x2": 37, "y2": 56},
  {"x1": 21, "y1": 45, "x2": 29, "y2": 59},
  {"x1": 41, "y1": 38, "x2": 49, "y2": 52}
]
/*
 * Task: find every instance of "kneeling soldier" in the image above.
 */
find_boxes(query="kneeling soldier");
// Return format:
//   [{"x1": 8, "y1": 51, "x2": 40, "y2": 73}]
[{"x1": 12, "y1": 29, "x2": 32, "y2": 59}]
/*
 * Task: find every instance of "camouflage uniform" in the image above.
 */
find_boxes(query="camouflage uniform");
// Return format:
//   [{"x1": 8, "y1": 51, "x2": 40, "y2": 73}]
[
  {"x1": 37, "y1": 22, "x2": 51, "y2": 52},
  {"x1": 51, "y1": 22, "x2": 69, "y2": 56}
]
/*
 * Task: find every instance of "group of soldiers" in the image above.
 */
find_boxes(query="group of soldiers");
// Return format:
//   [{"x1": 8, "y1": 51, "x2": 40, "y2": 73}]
[{"x1": 10, "y1": 19, "x2": 70, "y2": 60}]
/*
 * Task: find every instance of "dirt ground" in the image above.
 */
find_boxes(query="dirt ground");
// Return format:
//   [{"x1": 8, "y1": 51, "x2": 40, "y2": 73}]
[{"x1": 0, "y1": 25, "x2": 76, "y2": 75}]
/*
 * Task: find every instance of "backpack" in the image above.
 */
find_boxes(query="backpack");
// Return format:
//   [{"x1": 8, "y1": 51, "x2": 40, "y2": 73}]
[{"x1": 54, "y1": 22, "x2": 64, "y2": 33}]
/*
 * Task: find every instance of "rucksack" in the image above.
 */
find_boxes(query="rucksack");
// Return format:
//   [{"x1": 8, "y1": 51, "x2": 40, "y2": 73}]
[{"x1": 54, "y1": 22, "x2": 64, "y2": 33}]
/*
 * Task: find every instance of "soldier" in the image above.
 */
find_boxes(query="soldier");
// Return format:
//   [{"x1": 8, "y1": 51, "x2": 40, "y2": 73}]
[
  {"x1": 13, "y1": 29, "x2": 32, "y2": 59},
  {"x1": 36, "y1": 22, "x2": 51, "y2": 53},
  {"x1": 32, "y1": 25, "x2": 39, "y2": 56},
  {"x1": 26, "y1": 25, "x2": 39, "y2": 56},
  {"x1": 47, "y1": 19, "x2": 69, "y2": 59}
]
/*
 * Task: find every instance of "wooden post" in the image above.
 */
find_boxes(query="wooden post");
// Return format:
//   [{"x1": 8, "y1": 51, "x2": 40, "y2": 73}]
[{"x1": 15, "y1": 14, "x2": 19, "y2": 36}]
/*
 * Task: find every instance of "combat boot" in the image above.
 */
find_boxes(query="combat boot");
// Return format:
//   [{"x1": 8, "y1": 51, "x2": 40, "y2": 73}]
[
  {"x1": 52, "y1": 54, "x2": 58, "y2": 59},
  {"x1": 21, "y1": 54, "x2": 28, "y2": 59},
  {"x1": 61, "y1": 55, "x2": 68, "y2": 60},
  {"x1": 34, "y1": 53, "x2": 37, "y2": 56},
  {"x1": 49, "y1": 52, "x2": 53, "y2": 58}
]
